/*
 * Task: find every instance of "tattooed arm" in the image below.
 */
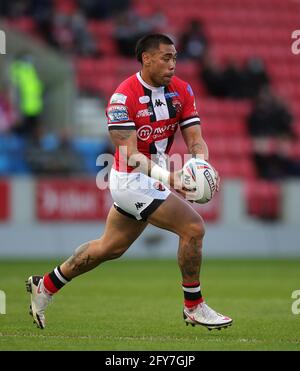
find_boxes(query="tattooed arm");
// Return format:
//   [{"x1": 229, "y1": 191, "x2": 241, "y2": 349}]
[
  {"x1": 181, "y1": 125, "x2": 209, "y2": 160},
  {"x1": 110, "y1": 129, "x2": 185, "y2": 191},
  {"x1": 181, "y1": 125, "x2": 221, "y2": 191},
  {"x1": 109, "y1": 129, "x2": 155, "y2": 176},
  {"x1": 109, "y1": 129, "x2": 178, "y2": 186}
]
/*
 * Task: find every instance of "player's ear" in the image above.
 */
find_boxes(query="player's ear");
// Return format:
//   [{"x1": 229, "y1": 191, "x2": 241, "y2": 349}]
[{"x1": 142, "y1": 52, "x2": 151, "y2": 66}]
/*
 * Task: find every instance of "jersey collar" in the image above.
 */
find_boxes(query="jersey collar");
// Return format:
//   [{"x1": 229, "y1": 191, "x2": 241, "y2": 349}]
[{"x1": 136, "y1": 72, "x2": 165, "y2": 92}]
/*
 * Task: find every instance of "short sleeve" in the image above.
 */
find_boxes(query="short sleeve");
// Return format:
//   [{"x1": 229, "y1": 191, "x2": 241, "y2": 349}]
[
  {"x1": 106, "y1": 92, "x2": 136, "y2": 131},
  {"x1": 179, "y1": 84, "x2": 201, "y2": 130}
]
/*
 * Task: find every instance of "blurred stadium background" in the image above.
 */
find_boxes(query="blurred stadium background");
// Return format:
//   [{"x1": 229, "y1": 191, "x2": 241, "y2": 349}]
[{"x1": 0, "y1": 0, "x2": 300, "y2": 259}]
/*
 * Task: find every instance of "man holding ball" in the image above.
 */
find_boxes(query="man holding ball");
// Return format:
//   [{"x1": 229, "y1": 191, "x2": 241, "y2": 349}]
[{"x1": 26, "y1": 34, "x2": 233, "y2": 331}]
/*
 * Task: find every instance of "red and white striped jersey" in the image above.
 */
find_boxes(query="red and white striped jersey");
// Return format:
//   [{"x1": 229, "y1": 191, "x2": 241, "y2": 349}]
[{"x1": 106, "y1": 72, "x2": 200, "y2": 172}]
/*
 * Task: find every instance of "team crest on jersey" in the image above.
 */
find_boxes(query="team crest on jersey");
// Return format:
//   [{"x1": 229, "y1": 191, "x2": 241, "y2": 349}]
[
  {"x1": 172, "y1": 98, "x2": 182, "y2": 113},
  {"x1": 107, "y1": 105, "x2": 129, "y2": 123},
  {"x1": 110, "y1": 93, "x2": 127, "y2": 105},
  {"x1": 153, "y1": 182, "x2": 165, "y2": 191},
  {"x1": 139, "y1": 95, "x2": 150, "y2": 104}
]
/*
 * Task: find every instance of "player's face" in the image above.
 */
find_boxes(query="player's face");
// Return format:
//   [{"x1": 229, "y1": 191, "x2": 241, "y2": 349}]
[{"x1": 146, "y1": 44, "x2": 177, "y2": 87}]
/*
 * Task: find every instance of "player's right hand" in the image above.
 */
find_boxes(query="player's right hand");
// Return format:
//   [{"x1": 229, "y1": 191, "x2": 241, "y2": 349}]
[{"x1": 170, "y1": 170, "x2": 196, "y2": 198}]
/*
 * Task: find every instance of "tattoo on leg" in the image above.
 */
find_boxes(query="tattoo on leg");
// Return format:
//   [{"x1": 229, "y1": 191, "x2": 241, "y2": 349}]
[
  {"x1": 66, "y1": 242, "x2": 95, "y2": 273},
  {"x1": 178, "y1": 237, "x2": 202, "y2": 281}
]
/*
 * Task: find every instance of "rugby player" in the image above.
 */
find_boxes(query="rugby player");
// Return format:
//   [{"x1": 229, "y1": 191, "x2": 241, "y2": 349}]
[{"x1": 26, "y1": 34, "x2": 232, "y2": 331}]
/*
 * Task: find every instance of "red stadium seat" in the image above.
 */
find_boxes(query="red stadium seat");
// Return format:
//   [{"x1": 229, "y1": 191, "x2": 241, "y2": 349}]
[
  {"x1": 88, "y1": 21, "x2": 115, "y2": 39},
  {"x1": 211, "y1": 157, "x2": 256, "y2": 179},
  {"x1": 54, "y1": 0, "x2": 77, "y2": 14},
  {"x1": 245, "y1": 181, "x2": 282, "y2": 220},
  {"x1": 6, "y1": 17, "x2": 36, "y2": 34}
]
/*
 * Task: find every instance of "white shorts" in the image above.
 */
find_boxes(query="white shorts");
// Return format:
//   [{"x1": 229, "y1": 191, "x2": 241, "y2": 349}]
[{"x1": 109, "y1": 168, "x2": 171, "y2": 221}]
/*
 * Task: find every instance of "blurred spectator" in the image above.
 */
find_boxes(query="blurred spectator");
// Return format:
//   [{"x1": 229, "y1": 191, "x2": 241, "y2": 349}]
[
  {"x1": 201, "y1": 56, "x2": 245, "y2": 99},
  {"x1": 0, "y1": 0, "x2": 10, "y2": 16},
  {"x1": 247, "y1": 87, "x2": 300, "y2": 179},
  {"x1": 25, "y1": 129, "x2": 84, "y2": 175},
  {"x1": 51, "y1": 10, "x2": 97, "y2": 56},
  {"x1": 144, "y1": 7, "x2": 168, "y2": 33},
  {"x1": 247, "y1": 87, "x2": 293, "y2": 138},
  {"x1": 9, "y1": 53, "x2": 44, "y2": 139},
  {"x1": 114, "y1": 9, "x2": 147, "y2": 57},
  {"x1": 71, "y1": 10, "x2": 97, "y2": 56},
  {"x1": 51, "y1": 12, "x2": 74, "y2": 53},
  {"x1": 243, "y1": 57, "x2": 269, "y2": 98},
  {"x1": 77, "y1": 0, "x2": 110, "y2": 19},
  {"x1": 0, "y1": 0, "x2": 30, "y2": 18},
  {"x1": 201, "y1": 56, "x2": 270, "y2": 100},
  {"x1": 201, "y1": 54, "x2": 226, "y2": 97},
  {"x1": 178, "y1": 20, "x2": 208, "y2": 61},
  {"x1": 114, "y1": 8, "x2": 167, "y2": 57},
  {"x1": 109, "y1": 0, "x2": 131, "y2": 16},
  {"x1": 29, "y1": 0, "x2": 55, "y2": 46},
  {"x1": 77, "y1": 0, "x2": 130, "y2": 19},
  {"x1": 222, "y1": 59, "x2": 245, "y2": 99}
]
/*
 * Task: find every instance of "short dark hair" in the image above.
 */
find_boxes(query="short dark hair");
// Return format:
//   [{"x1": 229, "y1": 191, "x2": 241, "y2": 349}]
[{"x1": 135, "y1": 34, "x2": 175, "y2": 64}]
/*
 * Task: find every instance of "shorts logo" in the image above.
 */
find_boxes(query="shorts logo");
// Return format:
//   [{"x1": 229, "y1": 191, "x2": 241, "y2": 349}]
[
  {"x1": 137, "y1": 125, "x2": 153, "y2": 141},
  {"x1": 139, "y1": 96, "x2": 150, "y2": 104},
  {"x1": 153, "y1": 182, "x2": 165, "y2": 191},
  {"x1": 108, "y1": 105, "x2": 129, "y2": 123},
  {"x1": 135, "y1": 202, "x2": 145, "y2": 210},
  {"x1": 110, "y1": 93, "x2": 127, "y2": 105}
]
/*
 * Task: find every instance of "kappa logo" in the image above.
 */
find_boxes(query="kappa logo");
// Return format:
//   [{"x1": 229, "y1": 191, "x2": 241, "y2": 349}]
[
  {"x1": 154, "y1": 99, "x2": 166, "y2": 107},
  {"x1": 135, "y1": 202, "x2": 145, "y2": 210}
]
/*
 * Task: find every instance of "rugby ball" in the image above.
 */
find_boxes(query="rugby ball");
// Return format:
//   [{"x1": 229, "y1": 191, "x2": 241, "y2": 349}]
[{"x1": 181, "y1": 158, "x2": 217, "y2": 204}]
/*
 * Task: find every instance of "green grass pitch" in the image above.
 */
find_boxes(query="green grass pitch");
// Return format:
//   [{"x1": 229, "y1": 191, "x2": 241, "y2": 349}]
[{"x1": 0, "y1": 258, "x2": 299, "y2": 351}]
